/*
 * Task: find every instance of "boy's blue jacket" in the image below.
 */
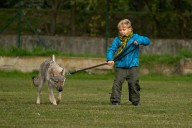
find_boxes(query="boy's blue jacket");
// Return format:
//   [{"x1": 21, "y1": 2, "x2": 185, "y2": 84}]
[{"x1": 106, "y1": 33, "x2": 150, "y2": 68}]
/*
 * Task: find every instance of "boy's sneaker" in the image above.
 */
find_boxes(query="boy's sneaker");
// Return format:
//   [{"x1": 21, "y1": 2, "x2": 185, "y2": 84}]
[
  {"x1": 111, "y1": 101, "x2": 120, "y2": 105},
  {"x1": 132, "y1": 101, "x2": 140, "y2": 106}
]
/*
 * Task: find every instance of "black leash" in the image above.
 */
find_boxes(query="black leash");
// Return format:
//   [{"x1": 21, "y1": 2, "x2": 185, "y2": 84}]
[
  {"x1": 68, "y1": 62, "x2": 108, "y2": 75},
  {"x1": 66, "y1": 44, "x2": 137, "y2": 76}
]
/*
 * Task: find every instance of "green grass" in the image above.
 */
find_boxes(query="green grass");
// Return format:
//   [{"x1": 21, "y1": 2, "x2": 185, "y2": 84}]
[
  {"x1": 1, "y1": 47, "x2": 192, "y2": 66},
  {"x1": 0, "y1": 71, "x2": 192, "y2": 128},
  {"x1": 140, "y1": 49, "x2": 192, "y2": 66},
  {"x1": 0, "y1": 47, "x2": 104, "y2": 58}
]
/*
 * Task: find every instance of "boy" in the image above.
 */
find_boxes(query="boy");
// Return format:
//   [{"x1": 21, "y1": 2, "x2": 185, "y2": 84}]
[{"x1": 106, "y1": 19, "x2": 150, "y2": 106}]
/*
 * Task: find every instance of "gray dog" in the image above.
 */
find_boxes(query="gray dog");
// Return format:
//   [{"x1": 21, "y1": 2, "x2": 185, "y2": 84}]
[{"x1": 32, "y1": 55, "x2": 66, "y2": 105}]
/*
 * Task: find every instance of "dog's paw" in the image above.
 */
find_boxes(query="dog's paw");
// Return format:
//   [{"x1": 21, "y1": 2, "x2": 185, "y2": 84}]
[
  {"x1": 57, "y1": 99, "x2": 61, "y2": 104},
  {"x1": 51, "y1": 100, "x2": 57, "y2": 106},
  {"x1": 36, "y1": 102, "x2": 40, "y2": 105},
  {"x1": 52, "y1": 102, "x2": 57, "y2": 106}
]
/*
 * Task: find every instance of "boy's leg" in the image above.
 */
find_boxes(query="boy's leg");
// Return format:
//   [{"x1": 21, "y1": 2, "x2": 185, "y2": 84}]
[
  {"x1": 110, "y1": 68, "x2": 126, "y2": 104},
  {"x1": 127, "y1": 67, "x2": 140, "y2": 104}
]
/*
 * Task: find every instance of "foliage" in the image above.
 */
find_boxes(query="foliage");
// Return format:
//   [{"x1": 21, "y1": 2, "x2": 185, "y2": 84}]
[
  {"x1": 140, "y1": 54, "x2": 179, "y2": 65},
  {"x1": 0, "y1": 47, "x2": 104, "y2": 58},
  {"x1": 0, "y1": 47, "x2": 60, "y2": 56},
  {"x1": 0, "y1": 0, "x2": 192, "y2": 38},
  {"x1": 177, "y1": 48, "x2": 192, "y2": 58},
  {"x1": 140, "y1": 49, "x2": 192, "y2": 66}
]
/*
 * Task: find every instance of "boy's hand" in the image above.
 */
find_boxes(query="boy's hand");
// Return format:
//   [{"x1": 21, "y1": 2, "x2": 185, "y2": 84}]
[
  {"x1": 107, "y1": 60, "x2": 114, "y2": 66},
  {"x1": 134, "y1": 41, "x2": 139, "y2": 45}
]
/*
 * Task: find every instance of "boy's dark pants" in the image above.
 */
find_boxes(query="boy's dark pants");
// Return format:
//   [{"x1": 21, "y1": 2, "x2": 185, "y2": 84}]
[{"x1": 110, "y1": 67, "x2": 140, "y2": 104}]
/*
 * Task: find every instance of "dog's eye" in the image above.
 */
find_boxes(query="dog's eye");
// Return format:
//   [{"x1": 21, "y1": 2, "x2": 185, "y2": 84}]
[{"x1": 55, "y1": 80, "x2": 59, "y2": 83}]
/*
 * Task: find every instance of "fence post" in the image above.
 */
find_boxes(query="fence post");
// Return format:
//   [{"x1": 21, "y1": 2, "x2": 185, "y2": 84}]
[{"x1": 17, "y1": 0, "x2": 22, "y2": 48}]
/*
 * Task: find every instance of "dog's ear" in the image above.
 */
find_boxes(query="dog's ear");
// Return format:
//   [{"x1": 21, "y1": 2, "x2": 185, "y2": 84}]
[{"x1": 51, "y1": 54, "x2": 55, "y2": 62}]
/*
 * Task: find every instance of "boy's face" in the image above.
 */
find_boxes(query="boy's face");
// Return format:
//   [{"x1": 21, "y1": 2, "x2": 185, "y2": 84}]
[{"x1": 118, "y1": 25, "x2": 132, "y2": 36}]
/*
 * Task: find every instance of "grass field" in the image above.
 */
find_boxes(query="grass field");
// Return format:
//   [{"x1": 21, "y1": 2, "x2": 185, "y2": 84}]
[{"x1": 0, "y1": 72, "x2": 192, "y2": 128}]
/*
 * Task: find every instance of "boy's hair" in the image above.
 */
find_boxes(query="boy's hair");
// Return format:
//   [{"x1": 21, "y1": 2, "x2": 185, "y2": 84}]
[{"x1": 117, "y1": 19, "x2": 132, "y2": 29}]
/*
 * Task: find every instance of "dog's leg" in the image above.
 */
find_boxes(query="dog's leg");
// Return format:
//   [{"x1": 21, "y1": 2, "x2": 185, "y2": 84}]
[
  {"x1": 48, "y1": 85, "x2": 54, "y2": 104},
  {"x1": 48, "y1": 82, "x2": 57, "y2": 105},
  {"x1": 48, "y1": 87, "x2": 52, "y2": 104},
  {"x1": 57, "y1": 92, "x2": 62, "y2": 104},
  {"x1": 57, "y1": 77, "x2": 65, "y2": 104},
  {"x1": 36, "y1": 79, "x2": 44, "y2": 105}
]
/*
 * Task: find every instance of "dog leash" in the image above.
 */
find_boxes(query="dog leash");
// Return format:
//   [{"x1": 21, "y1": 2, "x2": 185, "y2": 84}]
[
  {"x1": 66, "y1": 62, "x2": 108, "y2": 76},
  {"x1": 66, "y1": 44, "x2": 137, "y2": 76}
]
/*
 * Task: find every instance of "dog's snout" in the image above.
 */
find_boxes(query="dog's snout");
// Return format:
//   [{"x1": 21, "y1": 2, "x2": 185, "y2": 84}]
[{"x1": 58, "y1": 87, "x2": 63, "y2": 92}]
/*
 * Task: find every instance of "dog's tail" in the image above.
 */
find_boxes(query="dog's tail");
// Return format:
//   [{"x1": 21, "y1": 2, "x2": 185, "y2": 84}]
[
  {"x1": 51, "y1": 54, "x2": 55, "y2": 62},
  {"x1": 32, "y1": 76, "x2": 39, "y2": 87}
]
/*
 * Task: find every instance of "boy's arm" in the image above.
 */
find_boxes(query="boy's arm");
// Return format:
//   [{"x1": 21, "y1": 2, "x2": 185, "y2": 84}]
[
  {"x1": 106, "y1": 37, "x2": 120, "y2": 61},
  {"x1": 134, "y1": 34, "x2": 150, "y2": 46}
]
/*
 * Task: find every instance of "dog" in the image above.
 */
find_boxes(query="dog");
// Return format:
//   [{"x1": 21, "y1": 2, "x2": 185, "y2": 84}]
[{"x1": 32, "y1": 55, "x2": 66, "y2": 105}]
